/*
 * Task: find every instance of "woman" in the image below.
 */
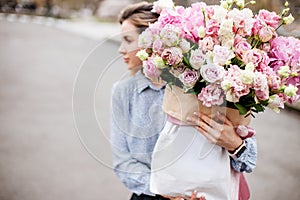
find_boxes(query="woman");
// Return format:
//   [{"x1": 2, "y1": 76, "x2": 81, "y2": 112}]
[
  {"x1": 110, "y1": 2, "x2": 168, "y2": 200},
  {"x1": 110, "y1": 2, "x2": 257, "y2": 200}
]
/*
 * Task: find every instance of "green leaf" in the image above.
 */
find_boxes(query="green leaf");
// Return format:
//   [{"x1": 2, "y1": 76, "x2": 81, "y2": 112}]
[{"x1": 234, "y1": 103, "x2": 248, "y2": 115}]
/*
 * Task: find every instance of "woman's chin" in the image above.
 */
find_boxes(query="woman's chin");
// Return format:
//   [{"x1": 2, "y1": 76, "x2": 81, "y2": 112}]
[{"x1": 128, "y1": 65, "x2": 142, "y2": 74}]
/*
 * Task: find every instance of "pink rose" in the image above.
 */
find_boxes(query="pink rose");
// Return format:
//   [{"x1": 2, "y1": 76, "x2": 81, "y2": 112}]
[
  {"x1": 152, "y1": 39, "x2": 164, "y2": 53},
  {"x1": 161, "y1": 47, "x2": 183, "y2": 66},
  {"x1": 170, "y1": 64, "x2": 185, "y2": 77},
  {"x1": 138, "y1": 29, "x2": 154, "y2": 49},
  {"x1": 213, "y1": 45, "x2": 235, "y2": 66},
  {"x1": 189, "y1": 49, "x2": 206, "y2": 70},
  {"x1": 178, "y1": 68, "x2": 199, "y2": 89},
  {"x1": 143, "y1": 59, "x2": 161, "y2": 81},
  {"x1": 200, "y1": 63, "x2": 225, "y2": 83},
  {"x1": 198, "y1": 84, "x2": 224, "y2": 107}
]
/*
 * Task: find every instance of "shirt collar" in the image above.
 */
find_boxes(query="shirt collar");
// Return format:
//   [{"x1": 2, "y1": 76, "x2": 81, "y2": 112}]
[{"x1": 135, "y1": 70, "x2": 165, "y2": 93}]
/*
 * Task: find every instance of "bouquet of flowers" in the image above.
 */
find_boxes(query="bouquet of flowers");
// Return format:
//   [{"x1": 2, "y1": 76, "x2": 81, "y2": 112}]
[{"x1": 137, "y1": 0, "x2": 300, "y2": 117}]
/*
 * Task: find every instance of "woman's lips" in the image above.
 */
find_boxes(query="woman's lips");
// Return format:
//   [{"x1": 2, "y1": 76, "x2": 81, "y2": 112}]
[{"x1": 123, "y1": 57, "x2": 129, "y2": 63}]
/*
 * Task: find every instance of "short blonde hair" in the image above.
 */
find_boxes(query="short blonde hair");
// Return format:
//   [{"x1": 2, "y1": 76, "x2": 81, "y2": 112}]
[{"x1": 118, "y1": 2, "x2": 159, "y2": 33}]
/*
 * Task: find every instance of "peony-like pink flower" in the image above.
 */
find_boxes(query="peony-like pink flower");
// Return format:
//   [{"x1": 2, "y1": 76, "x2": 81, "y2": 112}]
[
  {"x1": 253, "y1": 72, "x2": 269, "y2": 101},
  {"x1": 161, "y1": 47, "x2": 183, "y2": 66},
  {"x1": 198, "y1": 84, "x2": 224, "y2": 107},
  {"x1": 268, "y1": 74, "x2": 282, "y2": 91},
  {"x1": 198, "y1": 36, "x2": 215, "y2": 51},
  {"x1": 258, "y1": 26, "x2": 276, "y2": 42},
  {"x1": 143, "y1": 59, "x2": 162, "y2": 81},
  {"x1": 222, "y1": 65, "x2": 251, "y2": 102},
  {"x1": 200, "y1": 63, "x2": 225, "y2": 83},
  {"x1": 227, "y1": 8, "x2": 255, "y2": 36},
  {"x1": 256, "y1": 9, "x2": 280, "y2": 29},
  {"x1": 234, "y1": 39, "x2": 252, "y2": 59},
  {"x1": 178, "y1": 68, "x2": 199, "y2": 89},
  {"x1": 269, "y1": 36, "x2": 300, "y2": 72},
  {"x1": 243, "y1": 49, "x2": 270, "y2": 70},
  {"x1": 189, "y1": 49, "x2": 206, "y2": 70},
  {"x1": 158, "y1": 8, "x2": 182, "y2": 27},
  {"x1": 205, "y1": 19, "x2": 220, "y2": 37}
]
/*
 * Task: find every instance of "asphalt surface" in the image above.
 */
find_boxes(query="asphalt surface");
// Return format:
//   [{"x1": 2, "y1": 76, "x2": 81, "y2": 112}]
[{"x1": 0, "y1": 18, "x2": 299, "y2": 200}]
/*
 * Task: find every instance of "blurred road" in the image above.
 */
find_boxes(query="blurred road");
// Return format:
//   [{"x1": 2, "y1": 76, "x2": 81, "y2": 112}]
[{"x1": 0, "y1": 18, "x2": 299, "y2": 200}]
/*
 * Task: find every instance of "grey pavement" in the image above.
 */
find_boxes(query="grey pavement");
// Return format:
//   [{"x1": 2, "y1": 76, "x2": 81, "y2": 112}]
[{"x1": 0, "y1": 16, "x2": 300, "y2": 200}]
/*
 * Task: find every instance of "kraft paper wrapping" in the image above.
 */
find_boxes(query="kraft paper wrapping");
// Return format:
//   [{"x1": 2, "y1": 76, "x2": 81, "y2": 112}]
[{"x1": 162, "y1": 85, "x2": 251, "y2": 126}]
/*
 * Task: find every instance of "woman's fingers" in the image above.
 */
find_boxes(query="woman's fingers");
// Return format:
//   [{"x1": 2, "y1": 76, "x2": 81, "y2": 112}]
[
  {"x1": 195, "y1": 112, "x2": 225, "y2": 133},
  {"x1": 195, "y1": 126, "x2": 217, "y2": 144}
]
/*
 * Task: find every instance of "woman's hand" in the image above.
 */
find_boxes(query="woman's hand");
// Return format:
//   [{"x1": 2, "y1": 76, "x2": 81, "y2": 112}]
[{"x1": 187, "y1": 112, "x2": 243, "y2": 152}]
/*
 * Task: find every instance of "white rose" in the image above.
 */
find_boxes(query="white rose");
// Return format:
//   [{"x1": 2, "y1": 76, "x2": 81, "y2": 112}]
[
  {"x1": 283, "y1": 14, "x2": 294, "y2": 25},
  {"x1": 278, "y1": 65, "x2": 290, "y2": 78},
  {"x1": 284, "y1": 85, "x2": 298, "y2": 97},
  {"x1": 219, "y1": 18, "x2": 234, "y2": 36},
  {"x1": 221, "y1": 79, "x2": 232, "y2": 91},
  {"x1": 245, "y1": 62, "x2": 255, "y2": 71},
  {"x1": 241, "y1": 70, "x2": 255, "y2": 84},
  {"x1": 200, "y1": 63, "x2": 225, "y2": 83},
  {"x1": 198, "y1": 26, "x2": 205, "y2": 38},
  {"x1": 153, "y1": 55, "x2": 166, "y2": 69},
  {"x1": 213, "y1": 6, "x2": 228, "y2": 22},
  {"x1": 136, "y1": 49, "x2": 149, "y2": 61},
  {"x1": 152, "y1": 0, "x2": 175, "y2": 13},
  {"x1": 236, "y1": 0, "x2": 245, "y2": 8},
  {"x1": 156, "y1": 0, "x2": 174, "y2": 9},
  {"x1": 179, "y1": 39, "x2": 191, "y2": 53},
  {"x1": 213, "y1": 45, "x2": 235, "y2": 66},
  {"x1": 189, "y1": 49, "x2": 206, "y2": 70},
  {"x1": 268, "y1": 94, "x2": 284, "y2": 113}
]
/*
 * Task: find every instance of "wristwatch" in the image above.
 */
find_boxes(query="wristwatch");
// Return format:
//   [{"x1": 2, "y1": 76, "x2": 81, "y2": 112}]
[{"x1": 228, "y1": 140, "x2": 246, "y2": 158}]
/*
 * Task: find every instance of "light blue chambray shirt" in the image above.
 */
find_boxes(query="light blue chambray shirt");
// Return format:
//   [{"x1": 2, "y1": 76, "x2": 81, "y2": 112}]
[{"x1": 110, "y1": 70, "x2": 257, "y2": 196}]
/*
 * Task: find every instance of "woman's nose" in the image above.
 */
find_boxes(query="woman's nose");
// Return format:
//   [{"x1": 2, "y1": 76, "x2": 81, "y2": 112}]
[{"x1": 119, "y1": 43, "x2": 126, "y2": 54}]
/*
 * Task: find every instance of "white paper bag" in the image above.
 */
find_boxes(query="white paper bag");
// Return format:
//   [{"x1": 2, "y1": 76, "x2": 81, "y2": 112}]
[{"x1": 150, "y1": 121, "x2": 232, "y2": 199}]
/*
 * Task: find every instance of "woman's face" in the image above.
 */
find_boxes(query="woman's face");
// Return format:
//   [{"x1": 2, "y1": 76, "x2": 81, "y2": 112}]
[{"x1": 119, "y1": 20, "x2": 143, "y2": 75}]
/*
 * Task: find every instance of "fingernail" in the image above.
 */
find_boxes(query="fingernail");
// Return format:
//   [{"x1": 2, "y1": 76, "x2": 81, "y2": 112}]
[
  {"x1": 186, "y1": 117, "x2": 191, "y2": 121},
  {"x1": 193, "y1": 190, "x2": 197, "y2": 194},
  {"x1": 193, "y1": 112, "x2": 199, "y2": 116}
]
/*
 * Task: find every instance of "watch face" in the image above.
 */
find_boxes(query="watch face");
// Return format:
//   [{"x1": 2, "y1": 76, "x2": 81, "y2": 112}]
[{"x1": 236, "y1": 145, "x2": 247, "y2": 158}]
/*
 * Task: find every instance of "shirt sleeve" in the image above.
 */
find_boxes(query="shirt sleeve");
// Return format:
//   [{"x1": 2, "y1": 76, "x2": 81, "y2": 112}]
[
  {"x1": 230, "y1": 137, "x2": 257, "y2": 173},
  {"x1": 110, "y1": 83, "x2": 154, "y2": 196}
]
